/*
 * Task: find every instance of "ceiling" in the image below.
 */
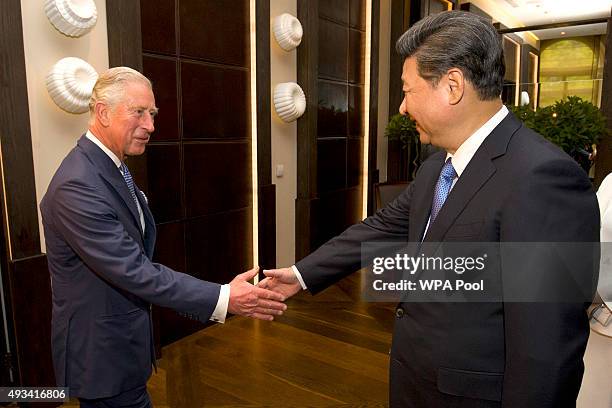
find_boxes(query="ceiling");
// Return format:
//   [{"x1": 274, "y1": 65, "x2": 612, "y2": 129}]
[{"x1": 465, "y1": 0, "x2": 611, "y2": 40}]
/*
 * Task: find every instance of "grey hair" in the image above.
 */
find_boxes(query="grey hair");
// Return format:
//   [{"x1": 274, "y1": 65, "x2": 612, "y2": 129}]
[
  {"x1": 88, "y1": 66, "x2": 152, "y2": 119},
  {"x1": 396, "y1": 10, "x2": 505, "y2": 100}
]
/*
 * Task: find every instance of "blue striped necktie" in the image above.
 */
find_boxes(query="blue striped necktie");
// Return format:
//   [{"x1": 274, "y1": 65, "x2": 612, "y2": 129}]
[
  {"x1": 430, "y1": 158, "x2": 457, "y2": 223},
  {"x1": 120, "y1": 162, "x2": 140, "y2": 209}
]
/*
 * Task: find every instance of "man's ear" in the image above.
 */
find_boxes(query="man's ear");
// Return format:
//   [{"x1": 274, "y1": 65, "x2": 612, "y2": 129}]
[
  {"x1": 446, "y1": 68, "x2": 465, "y2": 105},
  {"x1": 94, "y1": 101, "x2": 111, "y2": 127}
]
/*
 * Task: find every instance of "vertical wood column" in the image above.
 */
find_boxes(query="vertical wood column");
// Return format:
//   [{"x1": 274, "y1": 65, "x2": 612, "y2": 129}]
[{"x1": 0, "y1": 0, "x2": 54, "y2": 389}]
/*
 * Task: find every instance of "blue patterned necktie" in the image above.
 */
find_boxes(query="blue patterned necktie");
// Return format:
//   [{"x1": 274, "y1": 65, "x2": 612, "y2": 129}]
[
  {"x1": 430, "y1": 158, "x2": 457, "y2": 223},
  {"x1": 120, "y1": 162, "x2": 140, "y2": 209}
]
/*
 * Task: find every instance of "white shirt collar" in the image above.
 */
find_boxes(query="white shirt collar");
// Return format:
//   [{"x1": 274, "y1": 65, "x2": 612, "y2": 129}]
[
  {"x1": 86, "y1": 130, "x2": 122, "y2": 169},
  {"x1": 446, "y1": 105, "x2": 508, "y2": 178}
]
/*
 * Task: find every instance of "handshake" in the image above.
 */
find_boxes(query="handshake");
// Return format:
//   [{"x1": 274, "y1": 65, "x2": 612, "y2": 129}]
[{"x1": 227, "y1": 267, "x2": 303, "y2": 321}]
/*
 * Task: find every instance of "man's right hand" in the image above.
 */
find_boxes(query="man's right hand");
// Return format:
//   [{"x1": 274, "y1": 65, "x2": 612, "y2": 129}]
[{"x1": 228, "y1": 267, "x2": 287, "y2": 321}]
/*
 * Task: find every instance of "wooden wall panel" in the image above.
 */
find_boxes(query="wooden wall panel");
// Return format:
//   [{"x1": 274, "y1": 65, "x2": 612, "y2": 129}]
[
  {"x1": 297, "y1": 0, "x2": 376, "y2": 257},
  {"x1": 0, "y1": 0, "x2": 55, "y2": 390},
  {"x1": 140, "y1": 0, "x2": 176, "y2": 55},
  {"x1": 185, "y1": 209, "x2": 253, "y2": 283},
  {"x1": 142, "y1": 55, "x2": 179, "y2": 141},
  {"x1": 183, "y1": 142, "x2": 251, "y2": 216},
  {"x1": 135, "y1": 0, "x2": 254, "y2": 346},
  {"x1": 181, "y1": 62, "x2": 249, "y2": 139},
  {"x1": 179, "y1": 0, "x2": 249, "y2": 66}
]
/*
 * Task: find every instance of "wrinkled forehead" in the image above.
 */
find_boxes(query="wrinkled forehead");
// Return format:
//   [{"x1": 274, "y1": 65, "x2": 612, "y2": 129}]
[{"x1": 121, "y1": 82, "x2": 156, "y2": 107}]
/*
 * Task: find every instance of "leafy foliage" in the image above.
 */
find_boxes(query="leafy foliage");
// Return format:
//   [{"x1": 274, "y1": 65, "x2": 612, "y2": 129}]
[
  {"x1": 385, "y1": 113, "x2": 419, "y2": 148},
  {"x1": 508, "y1": 96, "x2": 607, "y2": 155}
]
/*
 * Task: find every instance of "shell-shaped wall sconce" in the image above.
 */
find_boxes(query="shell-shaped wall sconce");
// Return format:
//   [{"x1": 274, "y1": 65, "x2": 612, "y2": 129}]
[
  {"x1": 45, "y1": 0, "x2": 98, "y2": 37},
  {"x1": 272, "y1": 13, "x2": 303, "y2": 51},
  {"x1": 274, "y1": 82, "x2": 306, "y2": 123},
  {"x1": 46, "y1": 57, "x2": 99, "y2": 114}
]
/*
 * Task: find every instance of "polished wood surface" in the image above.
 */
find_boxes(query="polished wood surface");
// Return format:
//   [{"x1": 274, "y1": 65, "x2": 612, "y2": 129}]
[{"x1": 61, "y1": 271, "x2": 393, "y2": 407}]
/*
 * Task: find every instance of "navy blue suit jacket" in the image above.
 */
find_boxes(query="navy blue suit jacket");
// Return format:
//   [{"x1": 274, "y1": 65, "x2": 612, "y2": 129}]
[
  {"x1": 296, "y1": 113, "x2": 600, "y2": 407},
  {"x1": 41, "y1": 135, "x2": 221, "y2": 399}
]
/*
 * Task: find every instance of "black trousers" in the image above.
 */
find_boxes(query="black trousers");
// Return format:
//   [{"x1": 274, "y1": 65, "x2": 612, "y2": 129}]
[{"x1": 78, "y1": 385, "x2": 152, "y2": 408}]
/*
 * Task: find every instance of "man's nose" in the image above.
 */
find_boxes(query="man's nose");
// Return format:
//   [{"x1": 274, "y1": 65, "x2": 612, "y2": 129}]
[
  {"x1": 399, "y1": 97, "x2": 407, "y2": 115},
  {"x1": 142, "y1": 113, "x2": 155, "y2": 133}
]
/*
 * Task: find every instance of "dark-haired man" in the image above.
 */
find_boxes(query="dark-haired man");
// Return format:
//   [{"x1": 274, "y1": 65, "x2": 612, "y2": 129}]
[{"x1": 261, "y1": 11, "x2": 598, "y2": 407}]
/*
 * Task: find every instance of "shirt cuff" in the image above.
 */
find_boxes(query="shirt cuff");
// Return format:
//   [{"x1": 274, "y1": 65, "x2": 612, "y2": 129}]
[
  {"x1": 210, "y1": 284, "x2": 230, "y2": 323},
  {"x1": 291, "y1": 265, "x2": 308, "y2": 290}
]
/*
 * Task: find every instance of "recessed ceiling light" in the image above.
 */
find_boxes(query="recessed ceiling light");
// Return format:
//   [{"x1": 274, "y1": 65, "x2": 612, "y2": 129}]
[{"x1": 561, "y1": 31, "x2": 566, "y2": 35}]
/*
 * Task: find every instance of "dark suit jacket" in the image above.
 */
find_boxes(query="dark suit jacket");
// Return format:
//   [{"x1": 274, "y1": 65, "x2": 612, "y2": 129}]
[
  {"x1": 40, "y1": 135, "x2": 221, "y2": 399},
  {"x1": 296, "y1": 113, "x2": 599, "y2": 407}
]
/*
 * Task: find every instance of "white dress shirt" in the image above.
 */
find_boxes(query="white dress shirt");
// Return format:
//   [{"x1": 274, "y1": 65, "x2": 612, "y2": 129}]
[
  {"x1": 86, "y1": 130, "x2": 229, "y2": 322},
  {"x1": 292, "y1": 105, "x2": 509, "y2": 289}
]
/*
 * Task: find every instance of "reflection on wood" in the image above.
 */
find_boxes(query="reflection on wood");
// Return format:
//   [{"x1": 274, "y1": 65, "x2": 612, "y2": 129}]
[{"x1": 62, "y1": 271, "x2": 394, "y2": 407}]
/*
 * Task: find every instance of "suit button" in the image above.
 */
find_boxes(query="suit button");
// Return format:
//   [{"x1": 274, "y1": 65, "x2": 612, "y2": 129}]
[{"x1": 395, "y1": 307, "x2": 404, "y2": 318}]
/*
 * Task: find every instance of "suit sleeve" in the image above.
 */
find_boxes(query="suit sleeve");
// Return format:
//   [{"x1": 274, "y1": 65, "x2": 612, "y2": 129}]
[
  {"x1": 296, "y1": 180, "x2": 416, "y2": 294},
  {"x1": 48, "y1": 178, "x2": 221, "y2": 322},
  {"x1": 500, "y1": 158, "x2": 599, "y2": 407}
]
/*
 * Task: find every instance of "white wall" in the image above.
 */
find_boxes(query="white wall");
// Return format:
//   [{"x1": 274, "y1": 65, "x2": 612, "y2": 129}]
[
  {"x1": 20, "y1": 0, "x2": 109, "y2": 251},
  {"x1": 270, "y1": 0, "x2": 298, "y2": 267}
]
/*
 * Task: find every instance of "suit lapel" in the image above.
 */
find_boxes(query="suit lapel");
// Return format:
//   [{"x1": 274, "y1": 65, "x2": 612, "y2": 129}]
[
  {"x1": 422, "y1": 112, "x2": 522, "y2": 242},
  {"x1": 77, "y1": 136, "x2": 145, "y2": 242},
  {"x1": 423, "y1": 150, "x2": 495, "y2": 242}
]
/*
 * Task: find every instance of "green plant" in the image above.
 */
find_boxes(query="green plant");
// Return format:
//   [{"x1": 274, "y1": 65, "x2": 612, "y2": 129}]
[
  {"x1": 385, "y1": 113, "x2": 419, "y2": 148},
  {"x1": 509, "y1": 96, "x2": 607, "y2": 155}
]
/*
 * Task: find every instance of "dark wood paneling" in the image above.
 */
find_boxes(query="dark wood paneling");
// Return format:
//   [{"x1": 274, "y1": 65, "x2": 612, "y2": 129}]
[
  {"x1": 185, "y1": 209, "x2": 253, "y2": 283},
  {"x1": 143, "y1": 144, "x2": 182, "y2": 223},
  {"x1": 347, "y1": 137, "x2": 363, "y2": 188},
  {"x1": 140, "y1": 0, "x2": 176, "y2": 55},
  {"x1": 256, "y1": 0, "x2": 272, "y2": 186},
  {"x1": 181, "y1": 61, "x2": 249, "y2": 139},
  {"x1": 106, "y1": 0, "x2": 143, "y2": 70},
  {"x1": 348, "y1": 29, "x2": 365, "y2": 84},
  {"x1": 179, "y1": 0, "x2": 249, "y2": 67},
  {"x1": 0, "y1": 0, "x2": 41, "y2": 259},
  {"x1": 349, "y1": 84, "x2": 364, "y2": 137},
  {"x1": 143, "y1": 55, "x2": 179, "y2": 141},
  {"x1": 318, "y1": 81, "x2": 348, "y2": 138},
  {"x1": 387, "y1": 0, "x2": 410, "y2": 183},
  {"x1": 7, "y1": 255, "x2": 54, "y2": 387},
  {"x1": 110, "y1": 0, "x2": 257, "y2": 348},
  {"x1": 298, "y1": 0, "x2": 372, "y2": 254},
  {"x1": 313, "y1": 187, "x2": 362, "y2": 248},
  {"x1": 367, "y1": 0, "x2": 380, "y2": 214},
  {"x1": 0, "y1": 0, "x2": 56, "y2": 390},
  {"x1": 153, "y1": 221, "x2": 186, "y2": 272},
  {"x1": 319, "y1": 0, "x2": 349, "y2": 24},
  {"x1": 258, "y1": 184, "x2": 276, "y2": 271},
  {"x1": 318, "y1": 19, "x2": 348, "y2": 81},
  {"x1": 317, "y1": 139, "x2": 347, "y2": 193},
  {"x1": 256, "y1": 0, "x2": 275, "y2": 271},
  {"x1": 296, "y1": 0, "x2": 320, "y2": 259},
  {"x1": 595, "y1": 12, "x2": 612, "y2": 186},
  {"x1": 350, "y1": 0, "x2": 366, "y2": 29},
  {"x1": 183, "y1": 141, "x2": 251, "y2": 217}
]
